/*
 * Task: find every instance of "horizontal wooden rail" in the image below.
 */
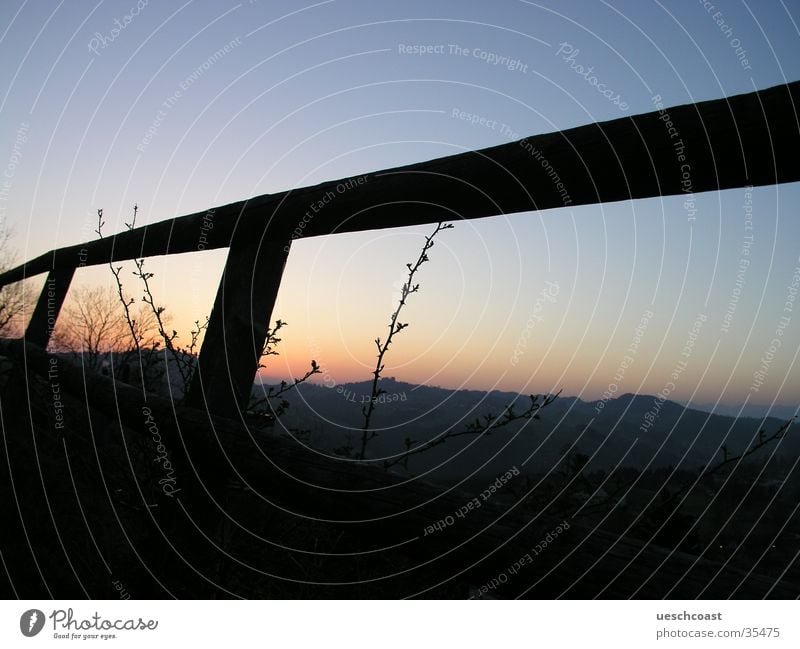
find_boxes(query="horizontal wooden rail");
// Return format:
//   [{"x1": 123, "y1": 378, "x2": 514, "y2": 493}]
[
  {"x1": 7, "y1": 80, "x2": 800, "y2": 417},
  {"x1": 1, "y1": 81, "x2": 798, "y2": 288}
]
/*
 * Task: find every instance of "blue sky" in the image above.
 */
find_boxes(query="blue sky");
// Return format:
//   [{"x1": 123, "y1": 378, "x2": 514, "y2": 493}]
[{"x1": 1, "y1": 0, "x2": 798, "y2": 410}]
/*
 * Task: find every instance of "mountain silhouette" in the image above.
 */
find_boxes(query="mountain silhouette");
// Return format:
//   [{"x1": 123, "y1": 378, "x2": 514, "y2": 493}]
[{"x1": 272, "y1": 380, "x2": 797, "y2": 481}]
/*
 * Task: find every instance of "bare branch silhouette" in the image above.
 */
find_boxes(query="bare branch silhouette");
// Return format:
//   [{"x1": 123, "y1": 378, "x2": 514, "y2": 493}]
[
  {"x1": 359, "y1": 221, "x2": 454, "y2": 460},
  {"x1": 96, "y1": 206, "x2": 144, "y2": 354},
  {"x1": 383, "y1": 391, "x2": 561, "y2": 470},
  {"x1": 0, "y1": 229, "x2": 28, "y2": 336},
  {"x1": 248, "y1": 318, "x2": 321, "y2": 419}
]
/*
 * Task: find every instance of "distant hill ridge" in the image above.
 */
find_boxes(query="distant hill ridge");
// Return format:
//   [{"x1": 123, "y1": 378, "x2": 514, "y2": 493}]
[{"x1": 265, "y1": 378, "x2": 797, "y2": 479}]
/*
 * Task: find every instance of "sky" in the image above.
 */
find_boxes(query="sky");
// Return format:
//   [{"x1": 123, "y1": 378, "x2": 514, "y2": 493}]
[{"x1": 0, "y1": 0, "x2": 798, "y2": 412}]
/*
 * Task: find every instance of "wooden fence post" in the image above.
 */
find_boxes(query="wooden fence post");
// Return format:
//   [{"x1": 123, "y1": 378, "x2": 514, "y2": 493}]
[
  {"x1": 24, "y1": 267, "x2": 75, "y2": 348},
  {"x1": 185, "y1": 233, "x2": 291, "y2": 418}
]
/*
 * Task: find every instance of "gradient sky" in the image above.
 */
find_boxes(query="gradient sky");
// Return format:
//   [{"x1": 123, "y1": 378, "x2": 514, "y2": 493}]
[{"x1": 1, "y1": 0, "x2": 799, "y2": 411}]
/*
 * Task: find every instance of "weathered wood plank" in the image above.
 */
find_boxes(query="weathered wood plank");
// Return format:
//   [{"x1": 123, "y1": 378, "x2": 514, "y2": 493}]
[
  {"x1": 1, "y1": 81, "x2": 798, "y2": 287},
  {"x1": 23, "y1": 267, "x2": 75, "y2": 347},
  {"x1": 184, "y1": 233, "x2": 291, "y2": 417}
]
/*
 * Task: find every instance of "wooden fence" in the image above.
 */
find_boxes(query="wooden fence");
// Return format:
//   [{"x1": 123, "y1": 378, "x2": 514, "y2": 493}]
[{"x1": 1, "y1": 81, "x2": 798, "y2": 419}]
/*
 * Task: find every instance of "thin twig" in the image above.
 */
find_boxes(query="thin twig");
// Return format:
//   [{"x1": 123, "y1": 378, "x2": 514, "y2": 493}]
[
  {"x1": 383, "y1": 391, "x2": 560, "y2": 470},
  {"x1": 359, "y1": 221, "x2": 454, "y2": 460},
  {"x1": 248, "y1": 319, "x2": 321, "y2": 417},
  {"x1": 259, "y1": 319, "x2": 286, "y2": 368},
  {"x1": 97, "y1": 207, "x2": 142, "y2": 355}
]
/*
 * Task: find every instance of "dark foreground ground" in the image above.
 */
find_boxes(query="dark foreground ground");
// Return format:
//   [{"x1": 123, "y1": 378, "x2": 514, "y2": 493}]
[{"x1": 1, "y1": 340, "x2": 798, "y2": 599}]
